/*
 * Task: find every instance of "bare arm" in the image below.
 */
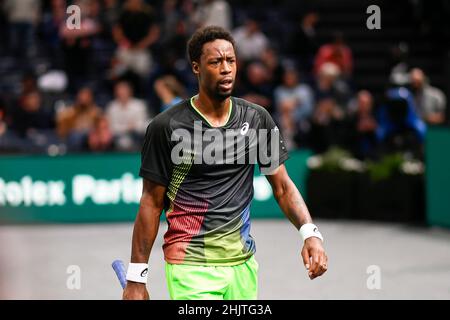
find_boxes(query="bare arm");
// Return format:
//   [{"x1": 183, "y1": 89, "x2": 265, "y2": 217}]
[
  {"x1": 426, "y1": 112, "x2": 445, "y2": 125},
  {"x1": 135, "y1": 24, "x2": 160, "y2": 49},
  {"x1": 59, "y1": 20, "x2": 99, "y2": 40},
  {"x1": 266, "y1": 164, "x2": 328, "y2": 280},
  {"x1": 154, "y1": 79, "x2": 176, "y2": 105},
  {"x1": 266, "y1": 166, "x2": 312, "y2": 229},
  {"x1": 112, "y1": 24, "x2": 129, "y2": 47},
  {"x1": 122, "y1": 178, "x2": 166, "y2": 300}
]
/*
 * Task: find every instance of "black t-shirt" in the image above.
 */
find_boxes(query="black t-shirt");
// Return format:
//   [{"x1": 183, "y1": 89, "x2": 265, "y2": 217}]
[
  {"x1": 140, "y1": 96, "x2": 289, "y2": 266},
  {"x1": 118, "y1": 8, "x2": 154, "y2": 45},
  {"x1": 12, "y1": 105, "x2": 55, "y2": 137}
]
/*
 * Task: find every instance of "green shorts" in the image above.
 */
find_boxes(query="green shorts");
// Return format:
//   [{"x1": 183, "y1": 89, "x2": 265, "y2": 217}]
[{"x1": 165, "y1": 255, "x2": 259, "y2": 300}]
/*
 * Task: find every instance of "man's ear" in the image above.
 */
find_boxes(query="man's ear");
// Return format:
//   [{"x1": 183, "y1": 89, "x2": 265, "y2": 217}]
[{"x1": 192, "y1": 62, "x2": 200, "y2": 75}]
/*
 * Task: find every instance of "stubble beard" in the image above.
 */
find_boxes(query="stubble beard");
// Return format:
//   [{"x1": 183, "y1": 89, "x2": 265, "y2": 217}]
[{"x1": 211, "y1": 83, "x2": 233, "y2": 102}]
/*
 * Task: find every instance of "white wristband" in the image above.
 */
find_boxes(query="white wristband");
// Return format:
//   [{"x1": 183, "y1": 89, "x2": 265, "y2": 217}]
[
  {"x1": 299, "y1": 223, "x2": 323, "y2": 243},
  {"x1": 126, "y1": 263, "x2": 149, "y2": 284}
]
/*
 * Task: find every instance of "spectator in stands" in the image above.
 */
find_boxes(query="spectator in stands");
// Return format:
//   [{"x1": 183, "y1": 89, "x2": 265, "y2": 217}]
[
  {"x1": 275, "y1": 68, "x2": 314, "y2": 121},
  {"x1": 112, "y1": 0, "x2": 160, "y2": 94},
  {"x1": 59, "y1": 0, "x2": 101, "y2": 93},
  {"x1": 179, "y1": 0, "x2": 197, "y2": 35},
  {"x1": 345, "y1": 90, "x2": 378, "y2": 159},
  {"x1": 86, "y1": 0, "x2": 111, "y2": 41},
  {"x1": 16, "y1": 72, "x2": 39, "y2": 107},
  {"x1": 309, "y1": 97, "x2": 346, "y2": 153},
  {"x1": 0, "y1": 104, "x2": 10, "y2": 145},
  {"x1": 159, "y1": 0, "x2": 181, "y2": 45},
  {"x1": 232, "y1": 18, "x2": 269, "y2": 62},
  {"x1": 0, "y1": 101, "x2": 27, "y2": 153},
  {"x1": 10, "y1": 90, "x2": 59, "y2": 152},
  {"x1": 287, "y1": 12, "x2": 320, "y2": 73},
  {"x1": 3, "y1": 0, "x2": 41, "y2": 59},
  {"x1": 40, "y1": 0, "x2": 66, "y2": 68},
  {"x1": 376, "y1": 87, "x2": 426, "y2": 158},
  {"x1": 314, "y1": 62, "x2": 351, "y2": 110},
  {"x1": 158, "y1": 16, "x2": 199, "y2": 100},
  {"x1": 102, "y1": 0, "x2": 121, "y2": 36},
  {"x1": 56, "y1": 87, "x2": 101, "y2": 150},
  {"x1": 409, "y1": 68, "x2": 447, "y2": 125},
  {"x1": 159, "y1": 19, "x2": 193, "y2": 88},
  {"x1": 260, "y1": 46, "x2": 285, "y2": 88},
  {"x1": 11, "y1": 91, "x2": 55, "y2": 137},
  {"x1": 106, "y1": 81, "x2": 149, "y2": 151},
  {"x1": 275, "y1": 97, "x2": 297, "y2": 151},
  {"x1": 314, "y1": 32, "x2": 353, "y2": 78},
  {"x1": 236, "y1": 61, "x2": 273, "y2": 112},
  {"x1": 274, "y1": 68, "x2": 314, "y2": 150},
  {"x1": 191, "y1": 0, "x2": 232, "y2": 31},
  {"x1": 7, "y1": 72, "x2": 40, "y2": 130},
  {"x1": 154, "y1": 75, "x2": 187, "y2": 112},
  {"x1": 84, "y1": 115, "x2": 115, "y2": 152},
  {"x1": 388, "y1": 42, "x2": 410, "y2": 86}
]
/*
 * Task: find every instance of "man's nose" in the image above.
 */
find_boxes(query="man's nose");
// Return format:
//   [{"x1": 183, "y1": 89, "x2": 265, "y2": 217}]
[{"x1": 221, "y1": 61, "x2": 231, "y2": 74}]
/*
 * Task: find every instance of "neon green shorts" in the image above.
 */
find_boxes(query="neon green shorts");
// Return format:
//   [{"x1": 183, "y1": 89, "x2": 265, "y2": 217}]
[{"x1": 165, "y1": 255, "x2": 259, "y2": 300}]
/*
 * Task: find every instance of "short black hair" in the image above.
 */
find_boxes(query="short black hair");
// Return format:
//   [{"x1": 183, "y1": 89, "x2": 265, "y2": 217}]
[{"x1": 187, "y1": 26, "x2": 235, "y2": 64}]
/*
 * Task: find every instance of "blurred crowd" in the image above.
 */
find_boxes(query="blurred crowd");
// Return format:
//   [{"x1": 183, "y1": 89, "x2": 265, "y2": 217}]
[{"x1": 0, "y1": 0, "x2": 448, "y2": 160}]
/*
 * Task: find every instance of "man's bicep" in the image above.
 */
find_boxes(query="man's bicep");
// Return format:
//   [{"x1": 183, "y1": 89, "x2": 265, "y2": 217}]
[
  {"x1": 265, "y1": 164, "x2": 289, "y2": 192},
  {"x1": 140, "y1": 178, "x2": 166, "y2": 212}
]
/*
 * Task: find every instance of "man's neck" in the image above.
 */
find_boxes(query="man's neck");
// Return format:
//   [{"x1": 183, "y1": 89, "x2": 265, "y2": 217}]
[
  {"x1": 118, "y1": 98, "x2": 130, "y2": 106},
  {"x1": 194, "y1": 92, "x2": 231, "y2": 127}
]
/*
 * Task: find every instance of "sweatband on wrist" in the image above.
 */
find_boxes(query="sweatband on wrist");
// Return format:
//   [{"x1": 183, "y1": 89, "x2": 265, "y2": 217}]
[
  {"x1": 126, "y1": 263, "x2": 149, "y2": 284},
  {"x1": 299, "y1": 223, "x2": 324, "y2": 243}
]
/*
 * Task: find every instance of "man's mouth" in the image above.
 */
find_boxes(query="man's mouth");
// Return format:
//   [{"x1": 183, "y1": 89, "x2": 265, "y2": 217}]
[{"x1": 218, "y1": 79, "x2": 233, "y2": 90}]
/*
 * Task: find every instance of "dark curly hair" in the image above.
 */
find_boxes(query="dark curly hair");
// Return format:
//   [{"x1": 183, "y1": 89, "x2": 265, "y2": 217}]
[{"x1": 187, "y1": 26, "x2": 235, "y2": 64}]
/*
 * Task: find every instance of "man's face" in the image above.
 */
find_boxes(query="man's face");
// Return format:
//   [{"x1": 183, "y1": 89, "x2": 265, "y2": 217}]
[
  {"x1": 357, "y1": 91, "x2": 373, "y2": 114},
  {"x1": 115, "y1": 82, "x2": 132, "y2": 102},
  {"x1": 410, "y1": 69, "x2": 424, "y2": 90},
  {"x1": 283, "y1": 70, "x2": 298, "y2": 88},
  {"x1": 77, "y1": 88, "x2": 93, "y2": 106},
  {"x1": 193, "y1": 39, "x2": 236, "y2": 101}
]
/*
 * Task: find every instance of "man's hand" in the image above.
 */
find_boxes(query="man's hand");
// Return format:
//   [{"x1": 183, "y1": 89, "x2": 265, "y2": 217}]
[
  {"x1": 122, "y1": 281, "x2": 150, "y2": 300},
  {"x1": 301, "y1": 237, "x2": 328, "y2": 280}
]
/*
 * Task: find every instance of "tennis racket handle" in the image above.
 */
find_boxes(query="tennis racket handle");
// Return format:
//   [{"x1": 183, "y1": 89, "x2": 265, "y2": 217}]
[{"x1": 112, "y1": 259, "x2": 127, "y2": 289}]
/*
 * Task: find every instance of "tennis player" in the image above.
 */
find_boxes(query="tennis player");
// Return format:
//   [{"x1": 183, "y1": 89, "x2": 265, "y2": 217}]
[{"x1": 123, "y1": 26, "x2": 327, "y2": 300}]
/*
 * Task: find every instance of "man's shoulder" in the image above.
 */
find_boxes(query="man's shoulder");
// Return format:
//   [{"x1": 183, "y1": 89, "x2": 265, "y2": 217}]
[
  {"x1": 425, "y1": 85, "x2": 446, "y2": 99},
  {"x1": 105, "y1": 100, "x2": 117, "y2": 111},
  {"x1": 130, "y1": 98, "x2": 147, "y2": 107},
  {"x1": 232, "y1": 26, "x2": 246, "y2": 38},
  {"x1": 234, "y1": 97, "x2": 271, "y2": 119}
]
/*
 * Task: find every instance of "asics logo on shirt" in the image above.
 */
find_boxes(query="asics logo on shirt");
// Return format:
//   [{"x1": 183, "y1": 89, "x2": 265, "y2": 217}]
[{"x1": 241, "y1": 122, "x2": 249, "y2": 135}]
